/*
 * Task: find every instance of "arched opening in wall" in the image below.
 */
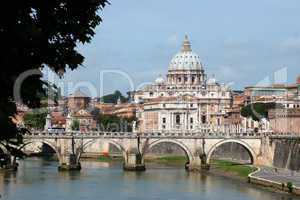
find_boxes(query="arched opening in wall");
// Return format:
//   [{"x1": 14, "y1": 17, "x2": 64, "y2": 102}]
[
  {"x1": 209, "y1": 142, "x2": 254, "y2": 172},
  {"x1": 80, "y1": 140, "x2": 124, "y2": 164},
  {"x1": 97, "y1": 142, "x2": 124, "y2": 163},
  {"x1": 108, "y1": 143, "x2": 123, "y2": 158},
  {"x1": 22, "y1": 142, "x2": 58, "y2": 161},
  {"x1": 144, "y1": 141, "x2": 190, "y2": 168}
]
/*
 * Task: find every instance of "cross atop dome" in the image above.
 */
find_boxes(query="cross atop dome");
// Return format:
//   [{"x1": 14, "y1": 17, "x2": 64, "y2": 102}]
[{"x1": 181, "y1": 35, "x2": 192, "y2": 52}]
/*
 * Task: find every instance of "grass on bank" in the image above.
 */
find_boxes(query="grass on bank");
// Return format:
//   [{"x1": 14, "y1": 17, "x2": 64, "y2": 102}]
[
  {"x1": 145, "y1": 155, "x2": 187, "y2": 164},
  {"x1": 97, "y1": 155, "x2": 255, "y2": 178},
  {"x1": 211, "y1": 160, "x2": 256, "y2": 178},
  {"x1": 97, "y1": 155, "x2": 123, "y2": 162}
]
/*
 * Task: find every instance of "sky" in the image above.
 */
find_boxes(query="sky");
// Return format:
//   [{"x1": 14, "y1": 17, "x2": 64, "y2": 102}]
[{"x1": 44, "y1": 0, "x2": 300, "y2": 97}]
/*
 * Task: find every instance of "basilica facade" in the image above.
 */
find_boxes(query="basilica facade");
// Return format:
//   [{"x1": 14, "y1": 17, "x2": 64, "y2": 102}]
[{"x1": 133, "y1": 36, "x2": 232, "y2": 133}]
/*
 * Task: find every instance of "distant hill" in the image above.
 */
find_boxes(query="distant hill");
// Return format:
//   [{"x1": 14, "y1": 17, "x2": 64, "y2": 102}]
[{"x1": 101, "y1": 90, "x2": 128, "y2": 104}]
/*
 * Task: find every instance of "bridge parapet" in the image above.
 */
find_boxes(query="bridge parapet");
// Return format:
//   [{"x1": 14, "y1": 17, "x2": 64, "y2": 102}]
[{"x1": 22, "y1": 131, "x2": 270, "y2": 139}]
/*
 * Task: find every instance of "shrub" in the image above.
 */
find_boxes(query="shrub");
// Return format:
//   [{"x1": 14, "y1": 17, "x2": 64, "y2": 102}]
[{"x1": 287, "y1": 182, "x2": 293, "y2": 193}]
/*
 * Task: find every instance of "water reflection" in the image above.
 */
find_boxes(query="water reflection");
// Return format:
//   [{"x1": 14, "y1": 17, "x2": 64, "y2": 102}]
[{"x1": 0, "y1": 158, "x2": 297, "y2": 200}]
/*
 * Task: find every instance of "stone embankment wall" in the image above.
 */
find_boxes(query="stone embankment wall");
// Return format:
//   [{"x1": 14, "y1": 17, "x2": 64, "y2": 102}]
[{"x1": 272, "y1": 139, "x2": 300, "y2": 171}]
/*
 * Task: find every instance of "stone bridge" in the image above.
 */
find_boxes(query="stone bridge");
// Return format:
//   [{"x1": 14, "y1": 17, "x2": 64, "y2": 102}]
[{"x1": 11, "y1": 131, "x2": 294, "y2": 171}]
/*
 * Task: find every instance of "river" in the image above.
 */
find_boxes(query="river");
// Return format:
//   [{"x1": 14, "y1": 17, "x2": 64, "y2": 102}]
[{"x1": 0, "y1": 158, "x2": 298, "y2": 200}]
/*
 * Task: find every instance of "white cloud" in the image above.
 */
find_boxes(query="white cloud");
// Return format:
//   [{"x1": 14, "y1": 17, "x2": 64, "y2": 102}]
[{"x1": 281, "y1": 37, "x2": 300, "y2": 49}]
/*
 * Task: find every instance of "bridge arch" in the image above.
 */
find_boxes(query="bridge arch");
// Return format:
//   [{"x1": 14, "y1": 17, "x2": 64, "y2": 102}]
[
  {"x1": 77, "y1": 139, "x2": 126, "y2": 162},
  {"x1": 206, "y1": 139, "x2": 256, "y2": 165},
  {"x1": 19, "y1": 140, "x2": 60, "y2": 161},
  {"x1": 143, "y1": 139, "x2": 194, "y2": 162},
  {"x1": 0, "y1": 142, "x2": 9, "y2": 154}
]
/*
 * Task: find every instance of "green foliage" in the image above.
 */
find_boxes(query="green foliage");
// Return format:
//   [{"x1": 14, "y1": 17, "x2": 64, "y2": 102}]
[
  {"x1": 101, "y1": 90, "x2": 129, "y2": 104},
  {"x1": 98, "y1": 155, "x2": 113, "y2": 162},
  {"x1": 90, "y1": 108, "x2": 101, "y2": 119},
  {"x1": 0, "y1": 1, "x2": 108, "y2": 148},
  {"x1": 241, "y1": 103, "x2": 284, "y2": 121},
  {"x1": 40, "y1": 83, "x2": 62, "y2": 107},
  {"x1": 97, "y1": 114, "x2": 136, "y2": 132},
  {"x1": 148, "y1": 156, "x2": 187, "y2": 165},
  {"x1": 23, "y1": 110, "x2": 48, "y2": 130},
  {"x1": 287, "y1": 182, "x2": 293, "y2": 193},
  {"x1": 211, "y1": 160, "x2": 256, "y2": 178},
  {"x1": 71, "y1": 119, "x2": 80, "y2": 131}
]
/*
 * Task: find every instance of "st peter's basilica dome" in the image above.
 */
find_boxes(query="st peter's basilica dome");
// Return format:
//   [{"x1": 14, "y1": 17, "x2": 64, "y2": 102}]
[{"x1": 168, "y1": 35, "x2": 203, "y2": 71}]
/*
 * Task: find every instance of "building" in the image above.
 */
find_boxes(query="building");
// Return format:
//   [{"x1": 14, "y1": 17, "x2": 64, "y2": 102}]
[
  {"x1": 269, "y1": 108, "x2": 300, "y2": 135},
  {"x1": 67, "y1": 90, "x2": 91, "y2": 112},
  {"x1": 133, "y1": 36, "x2": 232, "y2": 132},
  {"x1": 66, "y1": 109, "x2": 97, "y2": 132},
  {"x1": 244, "y1": 76, "x2": 300, "y2": 108},
  {"x1": 50, "y1": 111, "x2": 66, "y2": 128},
  {"x1": 95, "y1": 99, "x2": 139, "y2": 119},
  {"x1": 113, "y1": 103, "x2": 138, "y2": 119}
]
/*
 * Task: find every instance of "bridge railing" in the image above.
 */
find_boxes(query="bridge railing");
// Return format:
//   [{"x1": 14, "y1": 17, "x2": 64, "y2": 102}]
[{"x1": 21, "y1": 130, "x2": 276, "y2": 138}]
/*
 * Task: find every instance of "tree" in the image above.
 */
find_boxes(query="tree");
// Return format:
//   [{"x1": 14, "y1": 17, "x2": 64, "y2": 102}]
[
  {"x1": 90, "y1": 107, "x2": 101, "y2": 119},
  {"x1": 241, "y1": 103, "x2": 284, "y2": 121},
  {"x1": 40, "y1": 83, "x2": 62, "y2": 107},
  {"x1": 23, "y1": 109, "x2": 48, "y2": 130},
  {"x1": 101, "y1": 90, "x2": 129, "y2": 104},
  {"x1": 97, "y1": 114, "x2": 136, "y2": 132},
  {"x1": 70, "y1": 119, "x2": 80, "y2": 131},
  {"x1": 0, "y1": 1, "x2": 108, "y2": 148}
]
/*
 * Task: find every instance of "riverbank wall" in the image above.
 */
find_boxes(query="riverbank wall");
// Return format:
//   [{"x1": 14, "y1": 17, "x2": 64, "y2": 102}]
[
  {"x1": 272, "y1": 139, "x2": 300, "y2": 171},
  {"x1": 248, "y1": 168, "x2": 300, "y2": 195}
]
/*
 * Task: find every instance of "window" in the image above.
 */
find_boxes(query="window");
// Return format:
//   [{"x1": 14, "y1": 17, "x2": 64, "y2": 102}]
[
  {"x1": 190, "y1": 103, "x2": 193, "y2": 107},
  {"x1": 184, "y1": 77, "x2": 188, "y2": 82},
  {"x1": 162, "y1": 125, "x2": 166, "y2": 129},
  {"x1": 178, "y1": 77, "x2": 182, "y2": 82},
  {"x1": 190, "y1": 117, "x2": 193, "y2": 124},
  {"x1": 176, "y1": 114, "x2": 180, "y2": 125},
  {"x1": 217, "y1": 118, "x2": 220, "y2": 126},
  {"x1": 163, "y1": 104, "x2": 166, "y2": 108},
  {"x1": 149, "y1": 92, "x2": 153, "y2": 96},
  {"x1": 192, "y1": 76, "x2": 195, "y2": 83},
  {"x1": 190, "y1": 125, "x2": 193, "y2": 129},
  {"x1": 201, "y1": 115, "x2": 206, "y2": 124},
  {"x1": 162, "y1": 117, "x2": 166, "y2": 123}
]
